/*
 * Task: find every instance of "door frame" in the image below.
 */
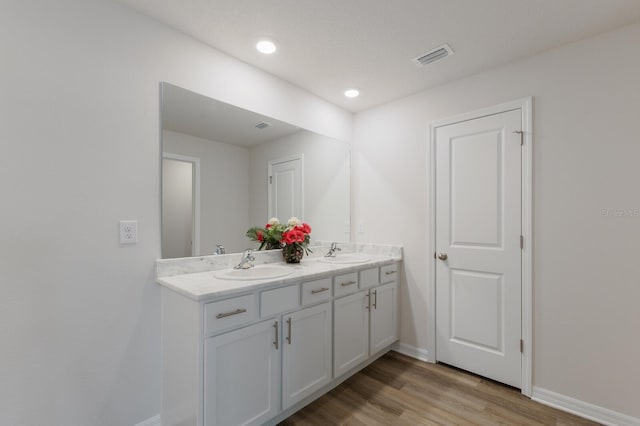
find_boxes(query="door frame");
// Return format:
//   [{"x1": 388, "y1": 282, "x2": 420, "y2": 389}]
[
  {"x1": 427, "y1": 97, "x2": 533, "y2": 396},
  {"x1": 162, "y1": 152, "x2": 201, "y2": 256},
  {"x1": 267, "y1": 154, "x2": 305, "y2": 220}
]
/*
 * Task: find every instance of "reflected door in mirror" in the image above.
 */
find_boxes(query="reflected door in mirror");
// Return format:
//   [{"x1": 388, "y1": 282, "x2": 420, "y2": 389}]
[
  {"x1": 268, "y1": 155, "x2": 303, "y2": 221},
  {"x1": 162, "y1": 157, "x2": 196, "y2": 258}
]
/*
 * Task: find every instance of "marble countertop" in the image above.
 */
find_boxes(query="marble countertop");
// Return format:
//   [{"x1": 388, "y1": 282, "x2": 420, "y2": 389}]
[{"x1": 156, "y1": 244, "x2": 402, "y2": 302}]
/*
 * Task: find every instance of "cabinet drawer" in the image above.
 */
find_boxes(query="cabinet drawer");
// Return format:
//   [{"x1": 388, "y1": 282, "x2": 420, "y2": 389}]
[
  {"x1": 333, "y1": 272, "x2": 358, "y2": 298},
  {"x1": 301, "y1": 278, "x2": 332, "y2": 306},
  {"x1": 359, "y1": 267, "x2": 379, "y2": 289},
  {"x1": 261, "y1": 285, "x2": 299, "y2": 317},
  {"x1": 380, "y1": 264, "x2": 399, "y2": 283},
  {"x1": 204, "y1": 294, "x2": 257, "y2": 335}
]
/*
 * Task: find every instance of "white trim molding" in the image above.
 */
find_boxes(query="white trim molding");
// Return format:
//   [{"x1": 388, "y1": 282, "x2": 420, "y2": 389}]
[
  {"x1": 532, "y1": 387, "x2": 640, "y2": 426},
  {"x1": 427, "y1": 97, "x2": 533, "y2": 396},
  {"x1": 392, "y1": 342, "x2": 430, "y2": 363},
  {"x1": 134, "y1": 414, "x2": 161, "y2": 426}
]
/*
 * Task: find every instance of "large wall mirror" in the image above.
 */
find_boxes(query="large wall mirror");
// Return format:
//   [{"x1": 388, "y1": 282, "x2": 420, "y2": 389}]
[{"x1": 160, "y1": 82, "x2": 351, "y2": 259}]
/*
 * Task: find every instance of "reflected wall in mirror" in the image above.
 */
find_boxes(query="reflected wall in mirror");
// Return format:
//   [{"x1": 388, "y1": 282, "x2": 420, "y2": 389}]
[{"x1": 160, "y1": 83, "x2": 351, "y2": 259}]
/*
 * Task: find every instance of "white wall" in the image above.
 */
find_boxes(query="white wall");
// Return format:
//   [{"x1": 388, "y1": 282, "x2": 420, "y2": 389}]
[
  {"x1": 0, "y1": 1, "x2": 352, "y2": 425},
  {"x1": 249, "y1": 131, "x2": 351, "y2": 243},
  {"x1": 352, "y1": 22, "x2": 640, "y2": 418},
  {"x1": 163, "y1": 130, "x2": 250, "y2": 254}
]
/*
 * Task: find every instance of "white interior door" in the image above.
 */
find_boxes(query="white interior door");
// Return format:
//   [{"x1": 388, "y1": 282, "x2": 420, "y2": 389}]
[
  {"x1": 162, "y1": 157, "x2": 194, "y2": 258},
  {"x1": 268, "y1": 155, "x2": 303, "y2": 220},
  {"x1": 435, "y1": 109, "x2": 522, "y2": 388}
]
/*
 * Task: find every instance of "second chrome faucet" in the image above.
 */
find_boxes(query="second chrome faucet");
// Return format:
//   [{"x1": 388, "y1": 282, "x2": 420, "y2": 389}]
[
  {"x1": 235, "y1": 249, "x2": 255, "y2": 269},
  {"x1": 325, "y1": 242, "x2": 341, "y2": 257}
]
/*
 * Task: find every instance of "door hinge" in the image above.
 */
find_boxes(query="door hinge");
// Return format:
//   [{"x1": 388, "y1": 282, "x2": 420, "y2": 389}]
[
  {"x1": 520, "y1": 339, "x2": 524, "y2": 353},
  {"x1": 514, "y1": 130, "x2": 524, "y2": 146},
  {"x1": 520, "y1": 235, "x2": 524, "y2": 249},
  {"x1": 269, "y1": 176, "x2": 272, "y2": 184}
]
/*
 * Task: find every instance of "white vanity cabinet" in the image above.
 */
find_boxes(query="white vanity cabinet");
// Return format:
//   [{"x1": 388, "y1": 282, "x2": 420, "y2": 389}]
[
  {"x1": 333, "y1": 267, "x2": 399, "y2": 378},
  {"x1": 160, "y1": 258, "x2": 400, "y2": 426},
  {"x1": 204, "y1": 319, "x2": 280, "y2": 426},
  {"x1": 333, "y1": 290, "x2": 370, "y2": 377},
  {"x1": 369, "y1": 281, "x2": 398, "y2": 354},
  {"x1": 372, "y1": 264, "x2": 399, "y2": 353},
  {"x1": 281, "y1": 302, "x2": 332, "y2": 409}
]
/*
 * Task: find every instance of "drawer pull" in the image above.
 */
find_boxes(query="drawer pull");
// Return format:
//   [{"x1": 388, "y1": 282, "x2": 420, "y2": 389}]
[
  {"x1": 372, "y1": 290, "x2": 378, "y2": 309},
  {"x1": 385, "y1": 270, "x2": 397, "y2": 275},
  {"x1": 215, "y1": 308, "x2": 247, "y2": 319},
  {"x1": 286, "y1": 317, "x2": 292, "y2": 344},
  {"x1": 341, "y1": 280, "x2": 357, "y2": 287},
  {"x1": 311, "y1": 287, "x2": 330, "y2": 294}
]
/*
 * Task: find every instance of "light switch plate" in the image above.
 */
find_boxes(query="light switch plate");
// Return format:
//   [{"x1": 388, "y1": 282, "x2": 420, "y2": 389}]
[{"x1": 119, "y1": 220, "x2": 138, "y2": 244}]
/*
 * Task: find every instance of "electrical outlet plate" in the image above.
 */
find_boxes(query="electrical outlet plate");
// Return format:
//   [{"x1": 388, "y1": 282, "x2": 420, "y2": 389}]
[{"x1": 119, "y1": 220, "x2": 138, "y2": 244}]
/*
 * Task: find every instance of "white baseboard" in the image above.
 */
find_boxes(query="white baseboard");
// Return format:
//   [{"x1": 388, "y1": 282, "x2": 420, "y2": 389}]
[
  {"x1": 532, "y1": 387, "x2": 640, "y2": 426},
  {"x1": 392, "y1": 342, "x2": 431, "y2": 362},
  {"x1": 134, "y1": 414, "x2": 161, "y2": 426}
]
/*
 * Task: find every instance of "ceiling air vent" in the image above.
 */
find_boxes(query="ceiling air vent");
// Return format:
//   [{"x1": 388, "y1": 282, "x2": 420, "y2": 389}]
[
  {"x1": 255, "y1": 121, "x2": 271, "y2": 129},
  {"x1": 412, "y1": 43, "x2": 454, "y2": 67}
]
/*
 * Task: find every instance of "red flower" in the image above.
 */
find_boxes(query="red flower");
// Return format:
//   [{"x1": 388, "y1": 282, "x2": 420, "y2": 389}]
[
  {"x1": 281, "y1": 229, "x2": 304, "y2": 244},
  {"x1": 282, "y1": 230, "x2": 295, "y2": 245},
  {"x1": 296, "y1": 223, "x2": 311, "y2": 234},
  {"x1": 257, "y1": 230, "x2": 264, "y2": 242},
  {"x1": 265, "y1": 223, "x2": 272, "y2": 229}
]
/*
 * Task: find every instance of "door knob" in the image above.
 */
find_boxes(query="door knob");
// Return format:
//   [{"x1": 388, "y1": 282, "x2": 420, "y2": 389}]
[{"x1": 437, "y1": 253, "x2": 448, "y2": 261}]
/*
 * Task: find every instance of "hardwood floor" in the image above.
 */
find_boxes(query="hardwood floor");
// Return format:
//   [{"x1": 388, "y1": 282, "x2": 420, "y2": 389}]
[{"x1": 279, "y1": 351, "x2": 600, "y2": 426}]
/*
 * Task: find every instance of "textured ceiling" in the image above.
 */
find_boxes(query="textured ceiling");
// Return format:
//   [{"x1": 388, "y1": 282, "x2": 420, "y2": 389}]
[{"x1": 120, "y1": 0, "x2": 640, "y2": 112}]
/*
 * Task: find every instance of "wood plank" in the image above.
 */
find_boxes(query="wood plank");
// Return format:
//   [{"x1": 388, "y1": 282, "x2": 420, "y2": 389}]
[{"x1": 279, "y1": 351, "x2": 600, "y2": 426}]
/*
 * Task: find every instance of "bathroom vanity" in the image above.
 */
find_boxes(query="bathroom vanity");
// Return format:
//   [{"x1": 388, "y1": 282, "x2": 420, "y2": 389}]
[{"x1": 156, "y1": 244, "x2": 402, "y2": 426}]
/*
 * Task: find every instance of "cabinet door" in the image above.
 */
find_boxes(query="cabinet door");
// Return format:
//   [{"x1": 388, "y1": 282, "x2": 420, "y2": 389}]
[
  {"x1": 282, "y1": 302, "x2": 332, "y2": 410},
  {"x1": 370, "y1": 282, "x2": 398, "y2": 355},
  {"x1": 334, "y1": 290, "x2": 369, "y2": 377},
  {"x1": 204, "y1": 320, "x2": 280, "y2": 426}
]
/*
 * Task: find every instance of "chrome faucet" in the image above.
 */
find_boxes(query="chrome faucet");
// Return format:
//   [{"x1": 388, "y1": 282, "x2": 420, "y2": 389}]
[
  {"x1": 234, "y1": 249, "x2": 255, "y2": 269},
  {"x1": 325, "y1": 242, "x2": 341, "y2": 257},
  {"x1": 215, "y1": 244, "x2": 226, "y2": 255}
]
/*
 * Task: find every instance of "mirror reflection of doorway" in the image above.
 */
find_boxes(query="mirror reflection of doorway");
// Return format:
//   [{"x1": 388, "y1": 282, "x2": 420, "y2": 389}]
[
  {"x1": 268, "y1": 154, "x2": 303, "y2": 221},
  {"x1": 162, "y1": 153, "x2": 200, "y2": 258}
]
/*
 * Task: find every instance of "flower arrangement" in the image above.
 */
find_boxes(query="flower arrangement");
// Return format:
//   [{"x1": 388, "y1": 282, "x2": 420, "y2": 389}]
[{"x1": 246, "y1": 217, "x2": 312, "y2": 263}]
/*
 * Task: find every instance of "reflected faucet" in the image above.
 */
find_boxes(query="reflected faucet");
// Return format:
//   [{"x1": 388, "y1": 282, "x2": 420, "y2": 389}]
[
  {"x1": 215, "y1": 244, "x2": 226, "y2": 255},
  {"x1": 234, "y1": 249, "x2": 255, "y2": 269},
  {"x1": 325, "y1": 242, "x2": 341, "y2": 257}
]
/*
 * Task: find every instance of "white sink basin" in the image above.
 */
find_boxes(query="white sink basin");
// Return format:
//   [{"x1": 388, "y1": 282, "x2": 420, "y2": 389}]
[
  {"x1": 318, "y1": 254, "x2": 371, "y2": 264},
  {"x1": 215, "y1": 265, "x2": 294, "y2": 281}
]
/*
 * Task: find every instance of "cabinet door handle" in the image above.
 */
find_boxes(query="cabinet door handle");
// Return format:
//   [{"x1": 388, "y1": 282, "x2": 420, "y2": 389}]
[
  {"x1": 365, "y1": 293, "x2": 370, "y2": 310},
  {"x1": 311, "y1": 287, "x2": 329, "y2": 294},
  {"x1": 385, "y1": 270, "x2": 397, "y2": 275},
  {"x1": 286, "y1": 317, "x2": 292, "y2": 344},
  {"x1": 215, "y1": 308, "x2": 246, "y2": 319},
  {"x1": 372, "y1": 290, "x2": 377, "y2": 309},
  {"x1": 273, "y1": 321, "x2": 279, "y2": 349},
  {"x1": 341, "y1": 280, "x2": 356, "y2": 287}
]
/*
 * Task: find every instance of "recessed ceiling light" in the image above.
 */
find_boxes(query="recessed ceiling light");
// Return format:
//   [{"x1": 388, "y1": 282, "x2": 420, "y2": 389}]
[
  {"x1": 344, "y1": 89, "x2": 360, "y2": 98},
  {"x1": 256, "y1": 40, "x2": 277, "y2": 54}
]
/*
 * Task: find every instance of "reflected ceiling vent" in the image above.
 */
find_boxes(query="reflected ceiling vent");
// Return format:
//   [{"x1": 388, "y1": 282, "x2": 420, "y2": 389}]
[
  {"x1": 412, "y1": 43, "x2": 454, "y2": 67},
  {"x1": 255, "y1": 121, "x2": 272, "y2": 129}
]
